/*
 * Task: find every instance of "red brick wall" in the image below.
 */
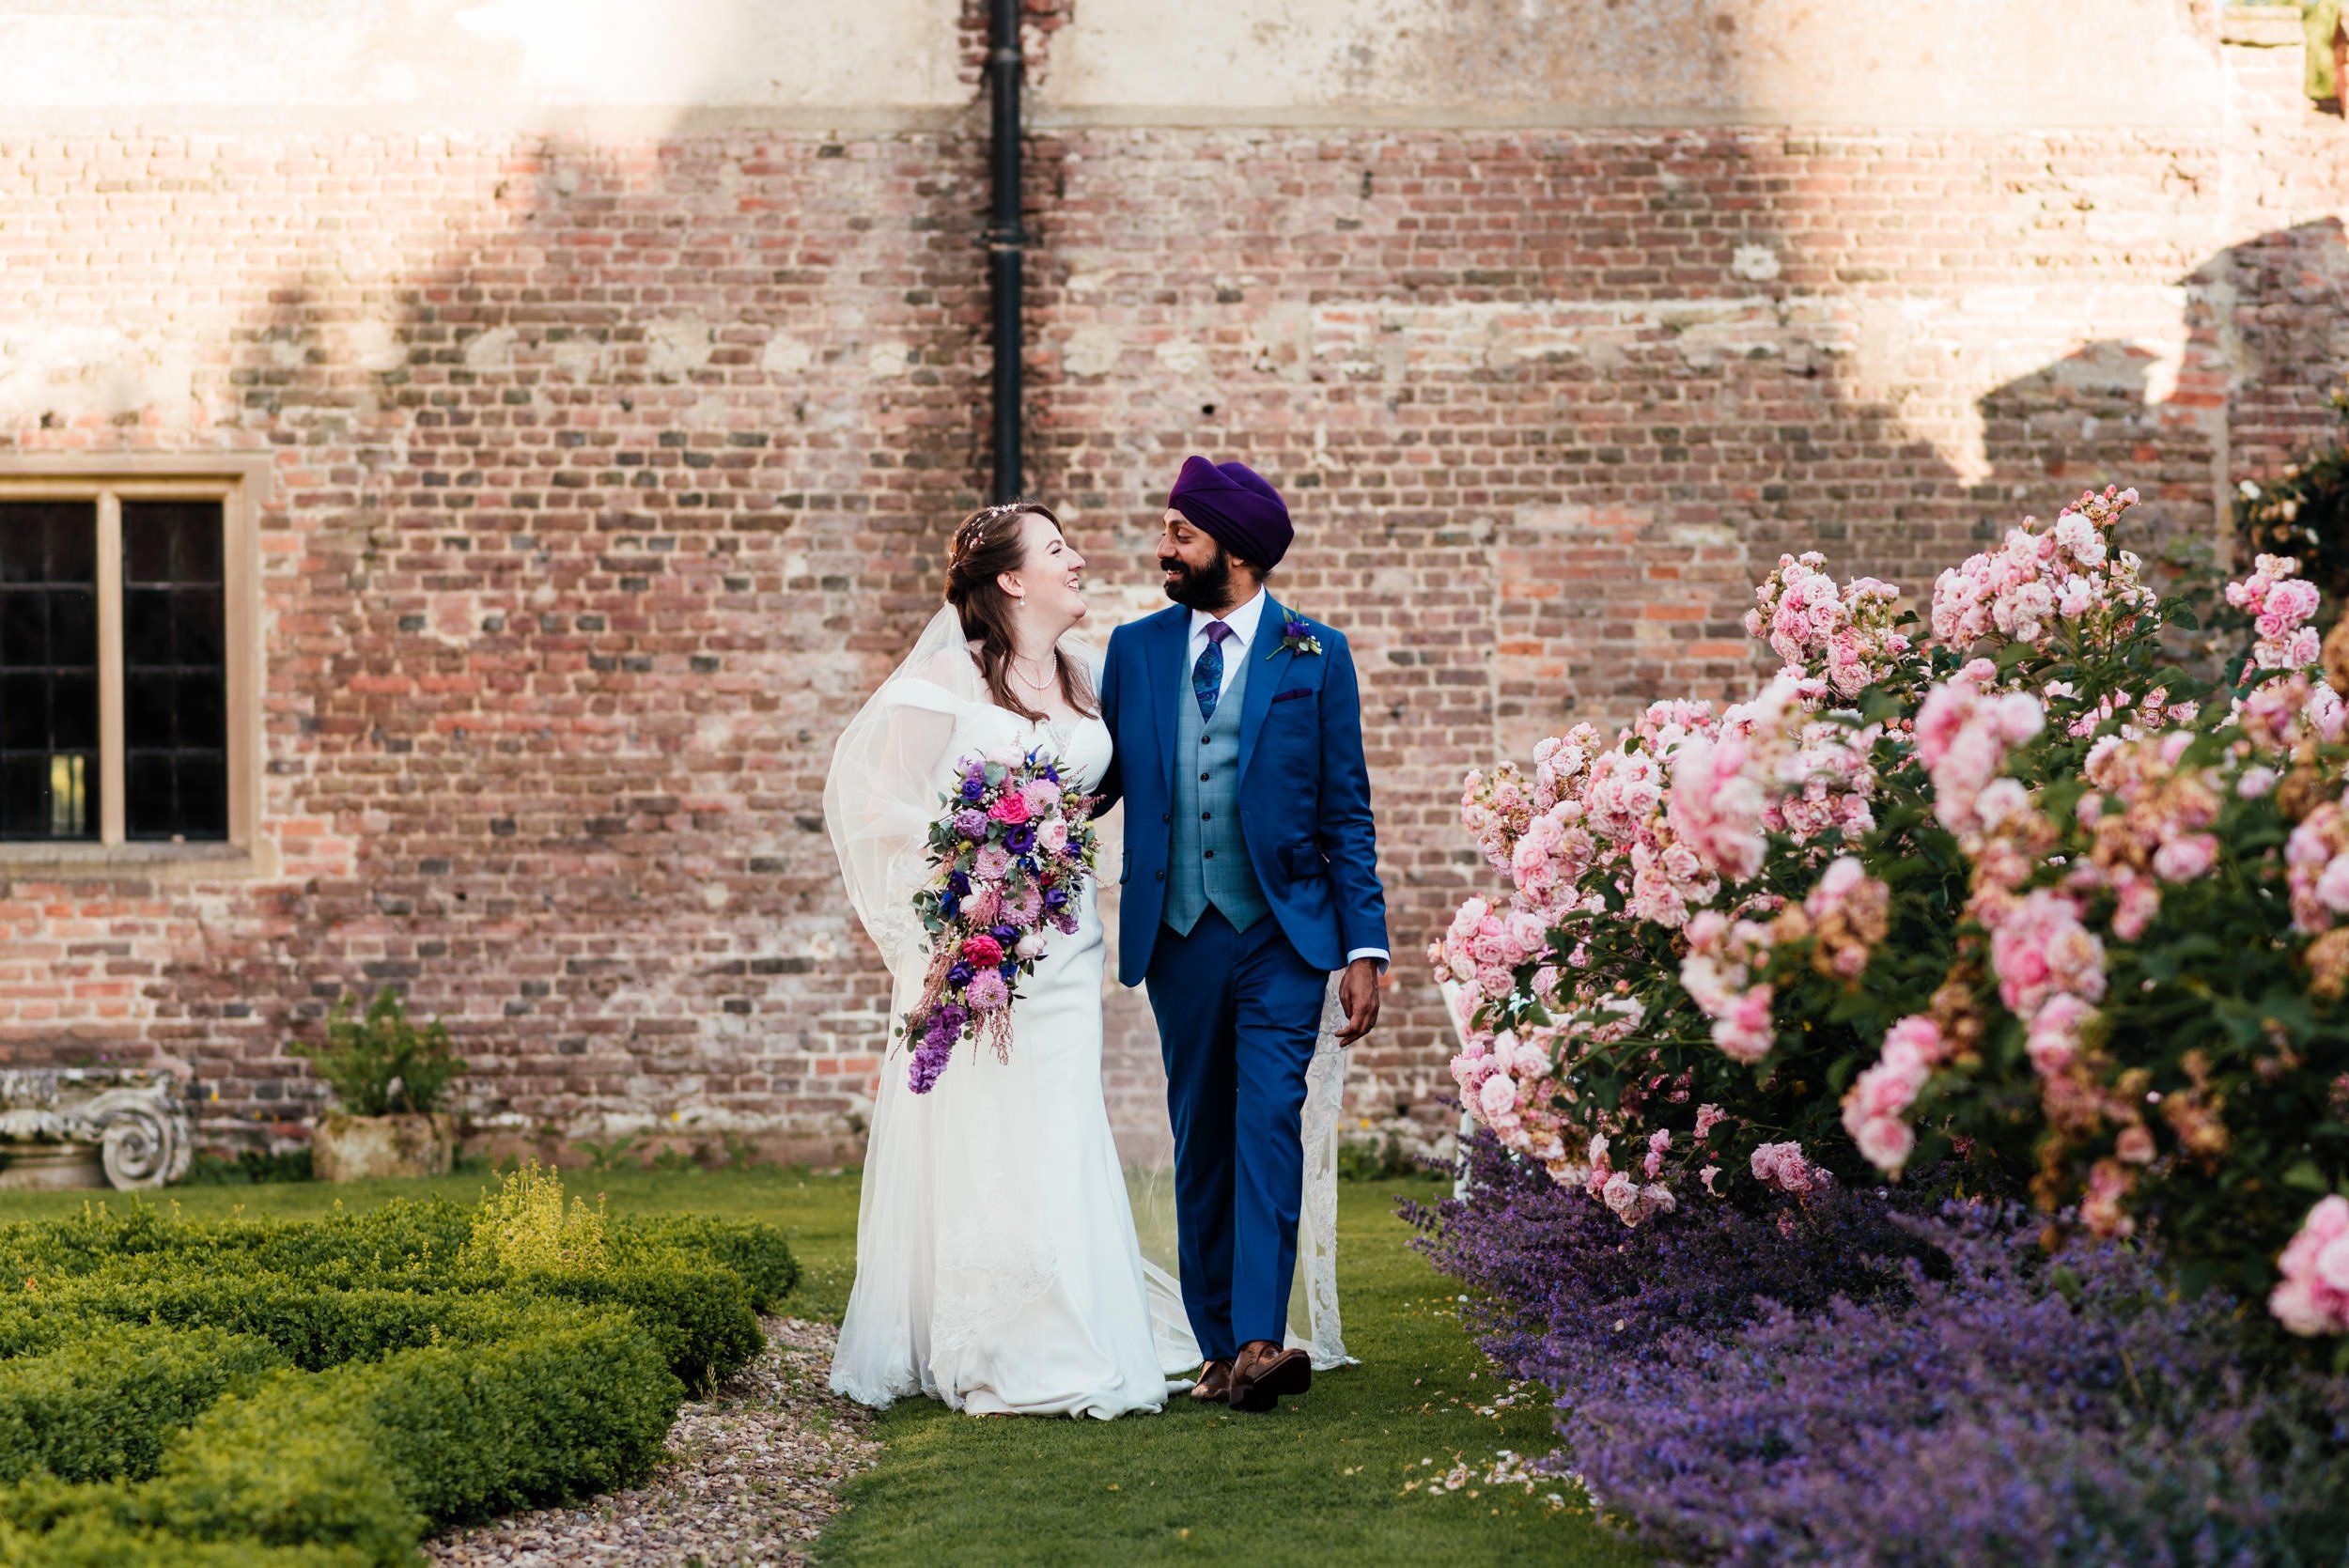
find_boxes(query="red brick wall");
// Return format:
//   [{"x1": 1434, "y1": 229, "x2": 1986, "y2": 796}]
[{"x1": 3, "y1": 52, "x2": 2347, "y2": 1157}]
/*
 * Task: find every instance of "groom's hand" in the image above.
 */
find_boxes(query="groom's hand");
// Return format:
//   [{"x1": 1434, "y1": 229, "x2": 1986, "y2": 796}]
[{"x1": 1336, "y1": 958, "x2": 1382, "y2": 1047}]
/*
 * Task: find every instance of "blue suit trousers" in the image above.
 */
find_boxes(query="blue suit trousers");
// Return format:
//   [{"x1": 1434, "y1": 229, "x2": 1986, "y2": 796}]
[{"x1": 1144, "y1": 907, "x2": 1329, "y2": 1361}]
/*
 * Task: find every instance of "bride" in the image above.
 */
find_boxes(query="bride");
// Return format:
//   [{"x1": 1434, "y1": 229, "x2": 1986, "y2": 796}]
[
  {"x1": 825, "y1": 500, "x2": 1347, "y2": 1420},
  {"x1": 825, "y1": 501, "x2": 1171, "y2": 1418}
]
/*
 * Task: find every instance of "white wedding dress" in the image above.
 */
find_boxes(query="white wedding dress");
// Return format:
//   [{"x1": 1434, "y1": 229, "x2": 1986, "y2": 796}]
[{"x1": 824, "y1": 608, "x2": 1349, "y2": 1421}]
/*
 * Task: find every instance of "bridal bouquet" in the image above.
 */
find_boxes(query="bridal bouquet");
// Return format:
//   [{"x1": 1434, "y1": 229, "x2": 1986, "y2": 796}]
[{"x1": 900, "y1": 749, "x2": 1100, "y2": 1094}]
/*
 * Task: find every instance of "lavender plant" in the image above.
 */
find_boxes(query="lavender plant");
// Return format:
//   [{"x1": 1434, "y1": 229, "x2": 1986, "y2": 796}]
[{"x1": 1414, "y1": 1132, "x2": 2349, "y2": 1568}]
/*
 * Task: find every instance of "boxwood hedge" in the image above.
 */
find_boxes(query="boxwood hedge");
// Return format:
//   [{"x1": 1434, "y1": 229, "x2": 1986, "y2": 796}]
[{"x1": 0, "y1": 1193, "x2": 798, "y2": 1566}]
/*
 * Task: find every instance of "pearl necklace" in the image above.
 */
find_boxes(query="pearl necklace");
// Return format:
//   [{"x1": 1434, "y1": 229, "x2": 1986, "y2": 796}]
[{"x1": 1009, "y1": 655, "x2": 1059, "y2": 693}]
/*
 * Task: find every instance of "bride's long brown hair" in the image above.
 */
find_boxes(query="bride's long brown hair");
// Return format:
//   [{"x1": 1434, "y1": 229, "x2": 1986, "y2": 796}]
[{"x1": 944, "y1": 501, "x2": 1099, "y2": 723}]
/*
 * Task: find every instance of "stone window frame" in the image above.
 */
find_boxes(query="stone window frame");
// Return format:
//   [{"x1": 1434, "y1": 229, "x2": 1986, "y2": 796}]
[{"x1": 0, "y1": 454, "x2": 273, "y2": 879}]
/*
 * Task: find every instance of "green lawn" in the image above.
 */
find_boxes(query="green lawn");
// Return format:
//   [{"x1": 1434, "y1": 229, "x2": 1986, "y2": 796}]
[
  {"x1": 0, "y1": 1168, "x2": 1637, "y2": 1567},
  {"x1": 815, "y1": 1175, "x2": 1640, "y2": 1568}
]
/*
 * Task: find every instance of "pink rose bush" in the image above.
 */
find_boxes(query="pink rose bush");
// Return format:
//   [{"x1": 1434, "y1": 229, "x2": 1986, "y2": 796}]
[
  {"x1": 1747, "y1": 551, "x2": 1910, "y2": 695},
  {"x1": 1748, "y1": 1140, "x2": 1831, "y2": 1198},
  {"x1": 1929, "y1": 486, "x2": 2155, "y2": 648},
  {"x1": 1912, "y1": 664, "x2": 2044, "y2": 836},
  {"x1": 2270, "y1": 1196, "x2": 2349, "y2": 1337},
  {"x1": 1839, "y1": 1015, "x2": 1945, "y2": 1175},
  {"x1": 2230, "y1": 551, "x2": 2325, "y2": 672},
  {"x1": 1444, "y1": 483, "x2": 2349, "y2": 1343}
]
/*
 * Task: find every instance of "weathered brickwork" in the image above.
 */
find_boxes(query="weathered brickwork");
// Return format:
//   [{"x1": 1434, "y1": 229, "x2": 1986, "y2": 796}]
[{"x1": 3, "y1": 33, "x2": 2347, "y2": 1157}]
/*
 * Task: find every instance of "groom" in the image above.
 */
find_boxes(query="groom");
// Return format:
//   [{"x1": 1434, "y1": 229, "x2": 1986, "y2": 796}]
[{"x1": 1096, "y1": 456, "x2": 1388, "y2": 1413}]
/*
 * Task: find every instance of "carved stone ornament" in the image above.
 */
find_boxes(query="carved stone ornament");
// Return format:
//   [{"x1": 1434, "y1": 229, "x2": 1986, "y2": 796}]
[{"x1": 0, "y1": 1067, "x2": 194, "y2": 1189}]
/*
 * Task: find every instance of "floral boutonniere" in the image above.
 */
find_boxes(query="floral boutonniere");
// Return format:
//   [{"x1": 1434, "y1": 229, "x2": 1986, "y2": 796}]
[{"x1": 1268, "y1": 612, "x2": 1324, "y2": 661}]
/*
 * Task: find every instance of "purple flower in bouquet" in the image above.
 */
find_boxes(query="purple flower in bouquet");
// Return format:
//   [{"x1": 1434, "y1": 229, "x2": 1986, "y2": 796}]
[
  {"x1": 909, "y1": 1029, "x2": 954, "y2": 1093},
  {"x1": 953, "y1": 809, "x2": 988, "y2": 842},
  {"x1": 1005, "y1": 824, "x2": 1037, "y2": 855},
  {"x1": 959, "y1": 770, "x2": 987, "y2": 802},
  {"x1": 1043, "y1": 886, "x2": 1069, "y2": 913},
  {"x1": 974, "y1": 844, "x2": 1012, "y2": 881},
  {"x1": 966, "y1": 970, "x2": 1009, "y2": 1010},
  {"x1": 946, "y1": 869, "x2": 971, "y2": 896},
  {"x1": 945, "y1": 961, "x2": 973, "y2": 986},
  {"x1": 988, "y1": 923, "x2": 1019, "y2": 948}
]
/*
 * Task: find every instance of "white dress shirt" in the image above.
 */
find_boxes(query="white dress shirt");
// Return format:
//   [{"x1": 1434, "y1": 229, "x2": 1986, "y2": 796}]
[
  {"x1": 1186, "y1": 589, "x2": 1389, "y2": 971},
  {"x1": 1186, "y1": 587, "x2": 1270, "y2": 704}
]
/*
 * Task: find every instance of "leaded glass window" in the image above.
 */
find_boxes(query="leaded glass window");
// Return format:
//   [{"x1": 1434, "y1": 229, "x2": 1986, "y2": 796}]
[
  {"x1": 0, "y1": 491, "x2": 233, "y2": 846},
  {"x1": 122, "y1": 501, "x2": 226, "y2": 840},
  {"x1": 0, "y1": 502, "x2": 98, "y2": 839}
]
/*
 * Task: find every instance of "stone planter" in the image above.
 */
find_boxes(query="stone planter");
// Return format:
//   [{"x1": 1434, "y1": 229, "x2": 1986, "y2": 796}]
[
  {"x1": 313, "y1": 1111, "x2": 455, "y2": 1181},
  {"x1": 0, "y1": 1140, "x2": 106, "y2": 1190},
  {"x1": 0, "y1": 1067, "x2": 194, "y2": 1189}
]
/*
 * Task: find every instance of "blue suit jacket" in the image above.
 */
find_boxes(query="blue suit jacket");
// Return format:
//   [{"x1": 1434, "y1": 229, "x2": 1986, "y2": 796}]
[{"x1": 1094, "y1": 597, "x2": 1389, "y2": 987}]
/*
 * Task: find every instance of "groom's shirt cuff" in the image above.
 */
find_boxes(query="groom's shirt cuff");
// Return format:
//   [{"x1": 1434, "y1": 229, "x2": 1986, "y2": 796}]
[{"x1": 1346, "y1": 947, "x2": 1390, "y2": 973}]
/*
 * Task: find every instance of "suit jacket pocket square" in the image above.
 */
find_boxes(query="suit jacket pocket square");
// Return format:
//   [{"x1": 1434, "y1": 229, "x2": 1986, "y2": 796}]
[{"x1": 1268, "y1": 688, "x2": 1315, "y2": 705}]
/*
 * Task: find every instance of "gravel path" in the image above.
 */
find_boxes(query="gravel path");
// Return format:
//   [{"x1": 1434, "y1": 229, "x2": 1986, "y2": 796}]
[{"x1": 426, "y1": 1317, "x2": 879, "y2": 1568}]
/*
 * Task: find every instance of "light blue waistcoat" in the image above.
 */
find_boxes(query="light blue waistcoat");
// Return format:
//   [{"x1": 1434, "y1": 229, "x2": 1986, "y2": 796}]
[{"x1": 1164, "y1": 634, "x2": 1271, "y2": 936}]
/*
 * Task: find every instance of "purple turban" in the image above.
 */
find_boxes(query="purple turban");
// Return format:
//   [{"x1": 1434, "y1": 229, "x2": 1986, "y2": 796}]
[{"x1": 1167, "y1": 456, "x2": 1292, "y2": 570}]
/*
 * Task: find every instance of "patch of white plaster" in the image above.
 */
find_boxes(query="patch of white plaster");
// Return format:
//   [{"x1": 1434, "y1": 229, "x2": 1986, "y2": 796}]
[
  {"x1": 0, "y1": 325, "x2": 195, "y2": 425},
  {"x1": 1153, "y1": 338, "x2": 1209, "y2": 377},
  {"x1": 761, "y1": 334, "x2": 814, "y2": 377},
  {"x1": 644, "y1": 318, "x2": 715, "y2": 381},
  {"x1": 1061, "y1": 327, "x2": 1123, "y2": 379},
  {"x1": 462, "y1": 327, "x2": 519, "y2": 371}
]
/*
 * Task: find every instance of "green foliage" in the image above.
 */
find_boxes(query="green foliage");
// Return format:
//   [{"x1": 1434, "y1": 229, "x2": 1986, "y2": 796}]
[
  {"x1": 0, "y1": 1498, "x2": 371, "y2": 1568},
  {"x1": 132, "y1": 1309, "x2": 677, "y2": 1540},
  {"x1": 611, "y1": 1213, "x2": 801, "y2": 1311},
  {"x1": 0, "y1": 1188, "x2": 796, "y2": 1565},
  {"x1": 569, "y1": 1132, "x2": 640, "y2": 1172},
  {"x1": 461, "y1": 1161, "x2": 608, "y2": 1278},
  {"x1": 1335, "y1": 1131, "x2": 1422, "y2": 1184},
  {"x1": 183, "y1": 1149, "x2": 315, "y2": 1187},
  {"x1": 0, "y1": 1325, "x2": 285, "y2": 1484},
  {"x1": 521, "y1": 1257, "x2": 761, "y2": 1391},
  {"x1": 288, "y1": 990, "x2": 466, "y2": 1117}
]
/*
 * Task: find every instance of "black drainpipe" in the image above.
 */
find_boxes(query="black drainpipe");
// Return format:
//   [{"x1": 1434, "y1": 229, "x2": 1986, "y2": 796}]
[{"x1": 986, "y1": 0, "x2": 1025, "y2": 503}]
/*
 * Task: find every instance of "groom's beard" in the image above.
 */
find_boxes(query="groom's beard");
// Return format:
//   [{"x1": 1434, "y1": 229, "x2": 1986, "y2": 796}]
[{"x1": 1160, "y1": 544, "x2": 1235, "y2": 612}]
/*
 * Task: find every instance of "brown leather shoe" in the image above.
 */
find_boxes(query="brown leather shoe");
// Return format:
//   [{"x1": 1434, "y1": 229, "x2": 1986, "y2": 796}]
[
  {"x1": 1226, "y1": 1340, "x2": 1311, "y2": 1413},
  {"x1": 1189, "y1": 1358, "x2": 1234, "y2": 1403}
]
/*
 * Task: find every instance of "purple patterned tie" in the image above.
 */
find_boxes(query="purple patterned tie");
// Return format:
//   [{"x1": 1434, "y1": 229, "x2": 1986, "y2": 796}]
[{"x1": 1193, "y1": 621, "x2": 1234, "y2": 722}]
